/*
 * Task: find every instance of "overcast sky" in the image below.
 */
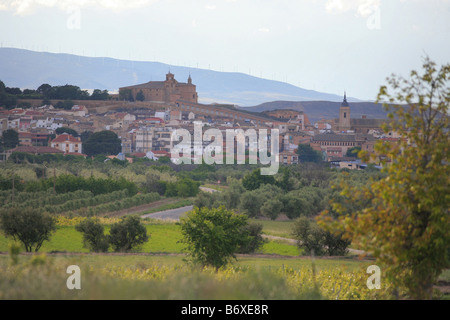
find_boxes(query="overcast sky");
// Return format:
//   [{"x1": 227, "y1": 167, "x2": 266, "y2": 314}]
[{"x1": 0, "y1": 0, "x2": 449, "y2": 101}]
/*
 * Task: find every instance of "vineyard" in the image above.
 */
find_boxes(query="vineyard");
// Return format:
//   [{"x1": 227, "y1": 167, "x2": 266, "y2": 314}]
[{"x1": 0, "y1": 189, "x2": 161, "y2": 216}]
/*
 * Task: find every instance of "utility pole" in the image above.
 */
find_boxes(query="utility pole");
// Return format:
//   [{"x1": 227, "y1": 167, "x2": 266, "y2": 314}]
[
  {"x1": 11, "y1": 169, "x2": 15, "y2": 203},
  {"x1": 53, "y1": 167, "x2": 56, "y2": 194}
]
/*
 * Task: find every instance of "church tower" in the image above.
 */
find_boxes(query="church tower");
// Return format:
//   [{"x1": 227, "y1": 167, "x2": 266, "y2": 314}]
[{"x1": 338, "y1": 92, "x2": 351, "y2": 132}]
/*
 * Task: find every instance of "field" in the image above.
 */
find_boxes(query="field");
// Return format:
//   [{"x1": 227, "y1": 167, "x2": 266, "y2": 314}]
[{"x1": 1, "y1": 216, "x2": 448, "y2": 300}]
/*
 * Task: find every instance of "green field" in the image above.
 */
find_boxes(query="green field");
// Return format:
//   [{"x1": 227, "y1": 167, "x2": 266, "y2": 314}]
[{"x1": 0, "y1": 218, "x2": 300, "y2": 256}]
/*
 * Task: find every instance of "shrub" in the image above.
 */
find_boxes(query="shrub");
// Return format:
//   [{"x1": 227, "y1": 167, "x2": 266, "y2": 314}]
[
  {"x1": 291, "y1": 216, "x2": 350, "y2": 256},
  {"x1": 75, "y1": 218, "x2": 109, "y2": 252},
  {"x1": 108, "y1": 216, "x2": 149, "y2": 252}
]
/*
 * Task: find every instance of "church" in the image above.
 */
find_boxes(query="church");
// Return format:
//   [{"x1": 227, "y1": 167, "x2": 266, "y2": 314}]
[
  {"x1": 119, "y1": 72, "x2": 198, "y2": 104},
  {"x1": 333, "y1": 92, "x2": 388, "y2": 134}
]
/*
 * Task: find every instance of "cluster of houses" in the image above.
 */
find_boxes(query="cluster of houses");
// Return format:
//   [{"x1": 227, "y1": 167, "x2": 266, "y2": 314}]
[{"x1": 1, "y1": 75, "x2": 397, "y2": 170}]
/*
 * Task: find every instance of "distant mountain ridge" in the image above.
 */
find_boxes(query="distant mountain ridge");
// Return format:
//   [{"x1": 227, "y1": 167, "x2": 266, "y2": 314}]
[{"x1": 0, "y1": 47, "x2": 363, "y2": 107}]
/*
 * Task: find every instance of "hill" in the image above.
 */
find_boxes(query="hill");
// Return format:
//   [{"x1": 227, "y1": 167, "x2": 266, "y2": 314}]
[
  {"x1": 0, "y1": 47, "x2": 362, "y2": 107},
  {"x1": 241, "y1": 100, "x2": 388, "y2": 122}
]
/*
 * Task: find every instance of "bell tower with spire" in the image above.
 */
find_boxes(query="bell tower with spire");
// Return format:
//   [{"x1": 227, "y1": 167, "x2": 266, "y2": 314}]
[{"x1": 338, "y1": 92, "x2": 351, "y2": 132}]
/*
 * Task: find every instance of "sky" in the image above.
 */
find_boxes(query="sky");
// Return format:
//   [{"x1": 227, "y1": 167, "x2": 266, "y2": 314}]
[{"x1": 0, "y1": 0, "x2": 449, "y2": 101}]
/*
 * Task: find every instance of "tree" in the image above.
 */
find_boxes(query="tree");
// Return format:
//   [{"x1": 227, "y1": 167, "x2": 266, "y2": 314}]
[
  {"x1": 292, "y1": 216, "x2": 326, "y2": 256},
  {"x1": 296, "y1": 144, "x2": 322, "y2": 163},
  {"x1": 260, "y1": 198, "x2": 283, "y2": 220},
  {"x1": 55, "y1": 127, "x2": 79, "y2": 137},
  {"x1": 90, "y1": 89, "x2": 110, "y2": 100},
  {"x1": 83, "y1": 130, "x2": 122, "y2": 156},
  {"x1": 37, "y1": 83, "x2": 52, "y2": 98},
  {"x1": 291, "y1": 216, "x2": 350, "y2": 256},
  {"x1": 236, "y1": 222, "x2": 266, "y2": 254},
  {"x1": 180, "y1": 206, "x2": 251, "y2": 269},
  {"x1": 108, "y1": 216, "x2": 149, "y2": 252},
  {"x1": 136, "y1": 90, "x2": 145, "y2": 102},
  {"x1": 318, "y1": 57, "x2": 450, "y2": 299},
  {"x1": 242, "y1": 168, "x2": 275, "y2": 191},
  {"x1": 0, "y1": 207, "x2": 56, "y2": 252},
  {"x1": 75, "y1": 218, "x2": 109, "y2": 252},
  {"x1": 1, "y1": 129, "x2": 19, "y2": 149},
  {"x1": 345, "y1": 146, "x2": 361, "y2": 158}
]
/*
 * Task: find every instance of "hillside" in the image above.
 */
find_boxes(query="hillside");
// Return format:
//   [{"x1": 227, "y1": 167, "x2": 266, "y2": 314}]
[
  {"x1": 0, "y1": 47, "x2": 363, "y2": 107},
  {"x1": 241, "y1": 100, "x2": 388, "y2": 122}
]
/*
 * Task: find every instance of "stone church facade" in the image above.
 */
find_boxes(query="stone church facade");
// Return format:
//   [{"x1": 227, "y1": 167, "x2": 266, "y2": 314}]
[{"x1": 119, "y1": 73, "x2": 198, "y2": 104}]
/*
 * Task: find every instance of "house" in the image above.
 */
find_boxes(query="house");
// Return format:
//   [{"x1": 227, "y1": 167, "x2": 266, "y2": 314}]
[{"x1": 49, "y1": 134, "x2": 82, "y2": 154}]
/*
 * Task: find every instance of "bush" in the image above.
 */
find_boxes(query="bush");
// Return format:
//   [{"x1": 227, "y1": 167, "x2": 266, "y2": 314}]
[
  {"x1": 108, "y1": 216, "x2": 149, "y2": 252},
  {"x1": 291, "y1": 216, "x2": 350, "y2": 256},
  {"x1": 260, "y1": 198, "x2": 283, "y2": 220},
  {"x1": 75, "y1": 218, "x2": 109, "y2": 252},
  {"x1": 236, "y1": 222, "x2": 266, "y2": 254}
]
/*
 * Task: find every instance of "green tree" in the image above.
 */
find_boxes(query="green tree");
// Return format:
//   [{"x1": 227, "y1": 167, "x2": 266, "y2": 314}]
[
  {"x1": 108, "y1": 216, "x2": 149, "y2": 252},
  {"x1": 345, "y1": 146, "x2": 361, "y2": 158},
  {"x1": 0, "y1": 207, "x2": 56, "y2": 252},
  {"x1": 83, "y1": 130, "x2": 122, "y2": 156},
  {"x1": 180, "y1": 206, "x2": 251, "y2": 269},
  {"x1": 318, "y1": 57, "x2": 450, "y2": 299},
  {"x1": 291, "y1": 216, "x2": 326, "y2": 256},
  {"x1": 136, "y1": 90, "x2": 145, "y2": 102},
  {"x1": 260, "y1": 198, "x2": 283, "y2": 220},
  {"x1": 55, "y1": 127, "x2": 79, "y2": 137},
  {"x1": 1, "y1": 129, "x2": 19, "y2": 149},
  {"x1": 296, "y1": 144, "x2": 322, "y2": 163},
  {"x1": 242, "y1": 168, "x2": 275, "y2": 191},
  {"x1": 236, "y1": 222, "x2": 266, "y2": 254},
  {"x1": 75, "y1": 218, "x2": 109, "y2": 252}
]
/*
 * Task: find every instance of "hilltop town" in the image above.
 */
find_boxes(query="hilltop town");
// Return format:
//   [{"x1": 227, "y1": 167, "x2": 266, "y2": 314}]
[{"x1": 0, "y1": 72, "x2": 394, "y2": 169}]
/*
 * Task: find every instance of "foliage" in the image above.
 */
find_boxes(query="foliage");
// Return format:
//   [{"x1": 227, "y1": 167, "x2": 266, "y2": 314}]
[
  {"x1": 291, "y1": 216, "x2": 350, "y2": 256},
  {"x1": 75, "y1": 218, "x2": 109, "y2": 252},
  {"x1": 108, "y1": 216, "x2": 149, "y2": 252},
  {"x1": 0, "y1": 207, "x2": 56, "y2": 252},
  {"x1": 346, "y1": 146, "x2": 361, "y2": 158},
  {"x1": 179, "y1": 206, "x2": 251, "y2": 269},
  {"x1": 297, "y1": 144, "x2": 323, "y2": 163},
  {"x1": 55, "y1": 127, "x2": 79, "y2": 137},
  {"x1": 83, "y1": 130, "x2": 122, "y2": 156},
  {"x1": 1, "y1": 129, "x2": 19, "y2": 150},
  {"x1": 236, "y1": 222, "x2": 266, "y2": 254},
  {"x1": 242, "y1": 168, "x2": 275, "y2": 191},
  {"x1": 260, "y1": 198, "x2": 283, "y2": 220},
  {"x1": 318, "y1": 57, "x2": 450, "y2": 299}
]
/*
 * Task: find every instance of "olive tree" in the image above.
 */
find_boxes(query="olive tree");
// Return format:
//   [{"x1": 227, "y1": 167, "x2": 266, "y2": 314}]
[{"x1": 0, "y1": 207, "x2": 56, "y2": 252}]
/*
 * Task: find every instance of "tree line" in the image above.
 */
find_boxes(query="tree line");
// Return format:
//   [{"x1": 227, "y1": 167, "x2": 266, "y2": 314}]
[{"x1": 0, "y1": 80, "x2": 111, "y2": 109}]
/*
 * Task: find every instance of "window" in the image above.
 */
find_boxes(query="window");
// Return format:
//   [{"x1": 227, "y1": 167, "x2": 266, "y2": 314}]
[{"x1": 344, "y1": 112, "x2": 347, "y2": 118}]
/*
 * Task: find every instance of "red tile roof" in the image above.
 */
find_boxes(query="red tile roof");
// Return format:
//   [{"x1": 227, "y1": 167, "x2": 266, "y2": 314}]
[{"x1": 50, "y1": 134, "x2": 81, "y2": 143}]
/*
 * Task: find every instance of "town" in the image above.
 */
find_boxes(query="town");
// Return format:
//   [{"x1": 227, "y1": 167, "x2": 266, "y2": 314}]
[{"x1": 0, "y1": 72, "x2": 395, "y2": 170}]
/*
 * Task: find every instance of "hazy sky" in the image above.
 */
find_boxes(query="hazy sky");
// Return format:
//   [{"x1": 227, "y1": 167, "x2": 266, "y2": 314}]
[{"x1": 0, "y1": 0, "x2": 449, "y2": 101}]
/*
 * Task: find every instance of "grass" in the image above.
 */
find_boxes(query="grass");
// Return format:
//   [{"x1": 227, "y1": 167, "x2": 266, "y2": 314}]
[
  {"x1": 250, "y1": 218, "x2": 295, "y2": 238},
  {"x1": 0, "y1": 218, "x2": 299, "y2": 256}
]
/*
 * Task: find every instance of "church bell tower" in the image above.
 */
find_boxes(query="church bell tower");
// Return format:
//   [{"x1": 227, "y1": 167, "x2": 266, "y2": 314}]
[{"x1": 338, "y1": 92, "x2": 351, "y2": 132}]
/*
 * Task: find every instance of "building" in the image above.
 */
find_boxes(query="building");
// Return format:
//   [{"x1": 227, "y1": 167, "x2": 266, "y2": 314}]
[
  {"x1": 119, "y1": 72, "x2": 198, "y2": 104},
  {"x1": 311, "y1": 132, "x2": 376, "y2": 161},
  {"x1": 332, "y1": 93, "x2": 389, "y2": 133},
  {"x1": 49, "y1": 134, "x2": 82, "y2": 154}
]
